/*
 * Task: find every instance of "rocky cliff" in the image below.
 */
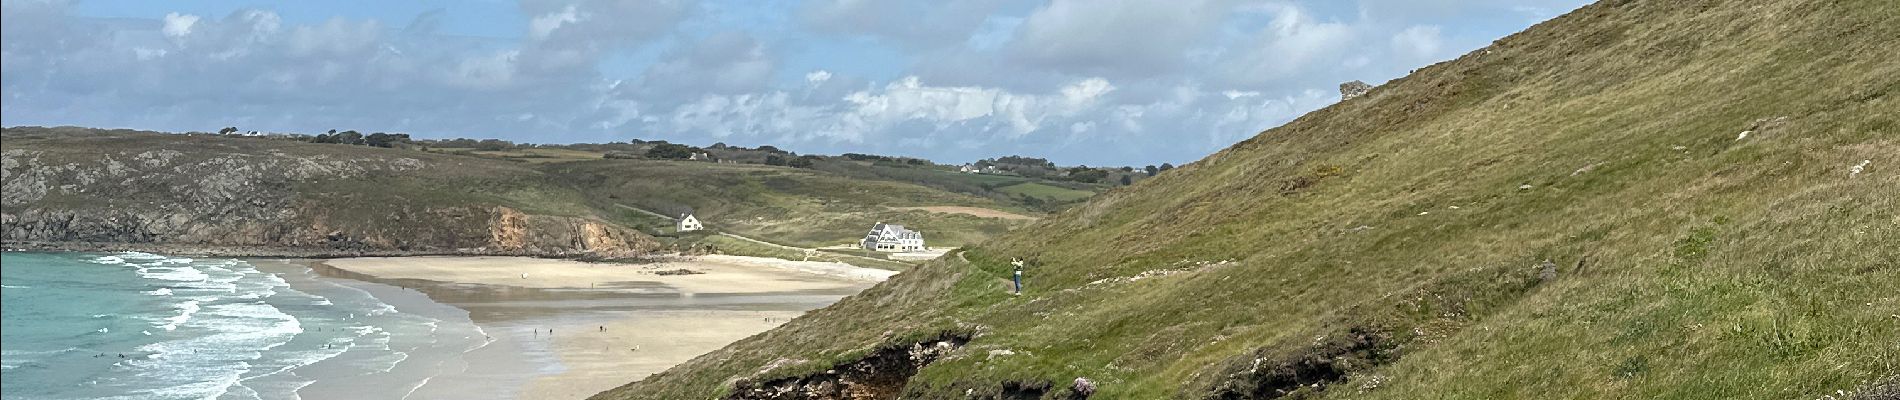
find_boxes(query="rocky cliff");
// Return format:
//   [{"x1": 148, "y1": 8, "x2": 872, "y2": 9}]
[{"x1": 1, "y1": 127, "x2": 658, "y2": 257}]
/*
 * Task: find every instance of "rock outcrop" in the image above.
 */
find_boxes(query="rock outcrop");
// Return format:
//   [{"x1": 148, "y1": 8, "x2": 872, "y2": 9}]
[{"x1": 1339, "y1": 80, "x2": 1373, "y2": 101}]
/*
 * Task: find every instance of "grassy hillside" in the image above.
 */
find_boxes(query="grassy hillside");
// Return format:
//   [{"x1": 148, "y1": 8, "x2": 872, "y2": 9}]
[
  {"x1": 599, "y1": 1, "x2": 1899, "y2": 399},
  {"x1": 1, "y1": 127, "x2": 658, "y2": 256},
  {"x1": 2, "y1": 127, "x2": 1046, "y2": 261},
  {"x1": 545, "y1": 159, "x2": 1027, "y2": 249}
]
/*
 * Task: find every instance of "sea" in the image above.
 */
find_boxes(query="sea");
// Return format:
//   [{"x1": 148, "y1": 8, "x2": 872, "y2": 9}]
[{"x1": 0, "y1": 252, "x2": 497, "y2": 400}]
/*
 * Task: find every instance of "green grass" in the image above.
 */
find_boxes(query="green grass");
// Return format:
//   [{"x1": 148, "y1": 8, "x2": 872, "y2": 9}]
[
  {"x1": 652, "y1": 233, "x2": 913, "y2": 270},
  {"x1": 0, "y1": 127, "x2": 659, "y2": 254},
  {"x1": 4, "y1": 127, "x2": 1053, "y2": 258},
  {"x1": 546, "y1": 159, "x2": 1033, "y2": 249},
  {"x1": 429, "y1": 147, "x2": 607, "y2": 163},
  {"x1": 994, "y1": 182, "x2": 1098, "y2": 203},
  {"x1": 599, "y1": 1, "x2": 1900, "y2": 398}
]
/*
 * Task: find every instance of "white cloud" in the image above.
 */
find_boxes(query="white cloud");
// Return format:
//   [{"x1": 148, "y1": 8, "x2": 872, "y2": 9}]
[
  {"x1": 1009, "y1": 0, "x2": 1225, "y2": 77},
  {"x1": 162, "y1": 12, "x2": 199, "y2": 39},
  {"x1": 529, "y1": 5, "x2": 583, "y2": 40},
  {"x1": 799, "y1": 0, "x2": 1007, "y2": 49},
  {"x1": 638, "y1": 32, "x2": 776, "y2": 99},
  {"x1": 2, "y1": 0, "x2": 1593, "y2": 165}
]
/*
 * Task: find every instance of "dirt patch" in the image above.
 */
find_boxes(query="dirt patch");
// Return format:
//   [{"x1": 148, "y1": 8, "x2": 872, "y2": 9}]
[
  {"x1": 890, "y1": 206, "x2": 1039, "y2": 221},
  {"x1": 998, "y1": 380, "x2": 1052, "y2": 399},
  {"x1": 728, "y1": 332, "x2": 973, "y2": 399}
]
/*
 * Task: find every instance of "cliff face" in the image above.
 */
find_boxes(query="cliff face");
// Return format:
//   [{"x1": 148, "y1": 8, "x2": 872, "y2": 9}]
[{"x1": 1, "y1": 128, "x2": 658, "y2": 257}]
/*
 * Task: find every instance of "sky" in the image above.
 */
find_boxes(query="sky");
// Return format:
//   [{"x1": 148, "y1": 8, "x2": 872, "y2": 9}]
[{"x1": 0, "y1": 0, "x2": 1591, "y2": 166}]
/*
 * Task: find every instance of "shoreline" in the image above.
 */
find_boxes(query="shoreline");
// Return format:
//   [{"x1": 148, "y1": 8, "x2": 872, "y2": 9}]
[{"x1": 302, "y1": 255, "x2": 889, "y2": 399}]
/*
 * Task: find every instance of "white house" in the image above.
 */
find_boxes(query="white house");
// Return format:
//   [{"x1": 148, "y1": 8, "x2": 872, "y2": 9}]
[
  {"x1": 959, "y1": 164, "x2": 1003, "y2": 174},
  {"x1": 861, "y1": 222, "x2": 925, "y2": 252},
  {"x1": 677, "y1": 213, "x2": 704, "y2": 232}
]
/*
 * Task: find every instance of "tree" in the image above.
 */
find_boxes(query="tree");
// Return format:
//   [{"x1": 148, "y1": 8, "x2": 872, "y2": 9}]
[
  {"x1": 764, "y1": 154, "x2": 788, "y2": 166},
  {"x1": 645, "y1": 143, "x2": 697, "y2": 159},
  {"x1": 992, "y1": 155, "x2": 1055, "y2": 168},
  {"x1": 1144, "y1": 165, "x2": 1159, "y2": 176},
  {"x1": 1120, "y1": 166, "x2": 1134, "y2": 172},
  {"x1": 218, "y1": 127, "x2": 239, "y2": 135},
  {"x1": 474, "y1": 139, "x2": 514, "y2": 151},
  {"x1": 788, "y1": 155, "x2": 820, "y2": 168},
  {"x1": 1120, "y1": 175, "x2": 1134, "y2": 186},
  {"x1": 710, "y1": 142, "x2": 728, "y2": 149},
  {"x1": 756, "y1": 145, "x2": 788, "y2": 155},
  {"x1": 1068, "y1": 168, "x2": 1108, "y2": 183},
  {"x1": 365, "y1": 132, "x2": 411, "y2": 148},
  {"x1": 1159, "y1": 163, "x2": 1175, "y2": 172},
  {"x1": 335, "y1": 130, "x2": 365, "y2": 145}
]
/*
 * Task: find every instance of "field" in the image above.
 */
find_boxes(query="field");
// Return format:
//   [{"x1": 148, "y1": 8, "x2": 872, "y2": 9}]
[
  {"x1": 993, "y1": 182, "x2": 1099, "y2": 203},
  {"x1": 427, "y1": 147, "x2": 607, "y2": 163},
  {"x1": 543, "y1": 159, "x2": 1031, "y2": 249},
  {"x1": 2, "y1": 128, "x2": 1058, "y2": 263}
]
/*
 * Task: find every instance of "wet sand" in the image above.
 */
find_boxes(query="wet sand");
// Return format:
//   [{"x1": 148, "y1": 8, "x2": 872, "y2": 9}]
[{"x1": 309, "y1": 255, "x2": 885, "y2": 400}]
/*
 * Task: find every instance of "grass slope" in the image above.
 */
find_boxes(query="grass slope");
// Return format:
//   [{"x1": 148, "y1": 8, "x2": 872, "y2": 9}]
[
  {"x1": 5, "y1": 126, "x2": 1045, "y2": 261},
  {"x1": 546, "y1": 159, "x2": 1029, "y2": 249},
  {"x1": 1, "y1": 127, "x2": 656, "y2": 255},
  {"x1": 599, "y1": 1, "x2": 1899, "y2": 398}
]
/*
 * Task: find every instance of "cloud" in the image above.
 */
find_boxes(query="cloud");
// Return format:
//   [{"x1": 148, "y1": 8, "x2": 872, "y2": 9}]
[
  {"x1": 1008, "y1": 0, "x2": 1226, "y2": 78},
  {"x1": 161, "y1": 13, "x2": 199, "y2": 38},
  {"x1": 798, "y1": 0, "x2": 1007, "y2": 49},
  {"x1": 805, "y1": 70, "x2": 832, "y2": 84},
  {"x1": 2, "y1": 0, "x2": 1593, "y2": 165},
  {"x1": 637, "y1": 31, "x2": 777, "y2": 101},
  {"x1": 528, "y1": 5, "x2": 582, "y2": 40},
  {"x1": 519, "y1": 0, "x2": 686, "y2": 47},
  {"x1": 1212, "y1": 5, "x2": 1359, "y2": 88}
]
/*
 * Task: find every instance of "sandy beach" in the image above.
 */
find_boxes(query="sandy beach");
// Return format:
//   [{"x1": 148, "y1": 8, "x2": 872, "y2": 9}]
[{"x1": 311, "y1": 255, "x2": 891, "y2": 400}]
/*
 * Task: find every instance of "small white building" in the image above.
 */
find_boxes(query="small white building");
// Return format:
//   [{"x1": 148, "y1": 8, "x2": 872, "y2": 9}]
[
  {"x1": 677, "y1": 213, "x2": 704, "y2": 232},
  {"x1": 959, "y1": 164, "x2": 1002, "y2": 174},
  {"x1": 861, "y1": 222, "x2": 925, "y2": 252}
]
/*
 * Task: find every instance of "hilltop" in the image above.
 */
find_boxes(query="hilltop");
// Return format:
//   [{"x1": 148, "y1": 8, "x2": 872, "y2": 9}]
[
  {"x1": 1, "y1": 127, "x2": 659, "y2": 257},
  {"x1": 0, "y1": 126, "x2": 1095, "y2": 265},
  {"x1": 598, "y1": 1, "x2": 1898, "y2": 399}
]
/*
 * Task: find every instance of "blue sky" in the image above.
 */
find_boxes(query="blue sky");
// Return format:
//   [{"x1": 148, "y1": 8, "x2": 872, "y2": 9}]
[{"x1": 1, "y1": 0, "x2": 1591, "y2": 165}]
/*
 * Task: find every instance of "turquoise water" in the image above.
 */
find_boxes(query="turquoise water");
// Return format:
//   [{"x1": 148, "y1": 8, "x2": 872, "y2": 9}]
[{"x1": 0, "y1": 252, "x2": 490, "y2": 400}]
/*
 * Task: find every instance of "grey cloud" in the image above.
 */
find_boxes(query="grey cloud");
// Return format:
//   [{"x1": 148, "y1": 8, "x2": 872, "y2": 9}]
[
  {"x1": 798, "y1": 0, "x2": 1013, "y2": 49},
  {"x1": 1006, "y1": 0, "x2": 1227, "y2": 79},
  {"x1": 519, "y1": 0, "x2": 687, "y2": 46},
  {"x1": 3, "y1": 0, "x2": 1592, "y2": 165},
  {"x1": 636, "y1": 31, "x2": 776, "y2": 103},
  {"x1": 516, "y1": 0, "x2": 690, "y2": 74},
  {"x1": 1, "y1": 3, "x2": 617, "y2": 140}
]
